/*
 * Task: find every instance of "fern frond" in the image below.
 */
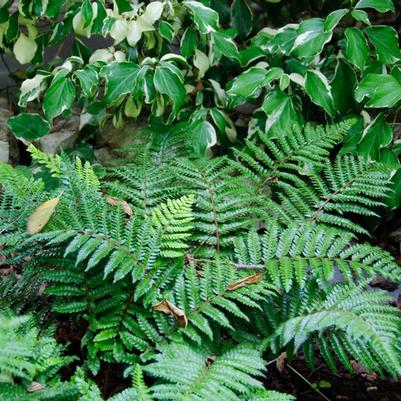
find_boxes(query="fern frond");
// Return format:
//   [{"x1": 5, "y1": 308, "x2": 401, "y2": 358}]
[
  {"x1": 28, "y1": 144, "x2": 62, "y2": 177},
  {"x1": 265, "y1": 281, "x2": 401, "y2": 377},
  {"x1": 269, "y1": 155, "x2": 393, "y2": 234},
  {"x1": 172, "y1": 157, "x2": 262, "y2": 253},
  {"x1": 103, "y1": 150, "x2": 183, "y2": 216},
  {"x1": 152, "y1": 195, "x2": 195, "y2": 257},
  {"x1": 144, "y1": 342, "x2": 265, "y2": 401},
  {"x1": 0, "y1": 312, "x2": 77, "y2": 401},
  {"x1": 247, "y1": 389, "x2": 296, "y2": 401},
  {"x1": 233, "y1": 221, "x2": 401, "y2": 290},
  {"x1": 232, "y1": 120, "x2": 351, "y2": 186}
]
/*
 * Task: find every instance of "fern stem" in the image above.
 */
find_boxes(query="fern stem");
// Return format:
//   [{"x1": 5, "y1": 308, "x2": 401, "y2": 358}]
[{"x1": 309, "y1": 176, "x2": 357, "y2": 224}]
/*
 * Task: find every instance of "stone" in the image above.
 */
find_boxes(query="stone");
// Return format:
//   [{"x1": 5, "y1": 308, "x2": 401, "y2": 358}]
[
  {"x1": 96, "y1": 118, "x2": 148, "y2": 149},
  {"x1": 38, "y1": 116, "x2": 80, "y2": 154},
  {"x1": 0, "y1": 97, "x2": 18, "y2": 164}
]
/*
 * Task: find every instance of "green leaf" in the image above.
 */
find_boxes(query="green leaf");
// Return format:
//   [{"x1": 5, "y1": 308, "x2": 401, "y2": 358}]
[
  {"x1": 324, "y1": 9, "x2": 348, "y2": 32},
  {"x1": 8, "y1": 113, "x2": 50, "y2": 141},
  {"x1": 184, "y1": 1, "x2": 219, "y2": 34},
  {"x1": 355, "y1": 73, "x2": 401, "y2": 107},
  {"x1": 291, "y1": 18, "x2": 332, "y2": 58},
  {"x1": 231, "y1": 0, "x2": 253, "y2": 38},
  {"x1": 154, "y1": 62, "x2": 185, "y2": 117},
  {"x1": 100, "y1": 62, "x2": 140, "y2": 104},
  {"x1": 211, "y1": 31, "x2": 240, "y2": 61},
  {"x1": 180, "y1": 26, "x2": 198, "y2": 58},
  {"x1": 74, "y1": 65, "x2": 98, "y2": 97},
  {"x1": 355, "y1": 0, "x2": 394, "y2": 13},
  {"x1": 81, "y1": 0, "x2": 93, "y2": 28},
  {"x1": 331, "y1": 59, "x2": 357, "y2": 114},
  {"x1": 386, "y1": 168, "x2": 401, "y2": 209},
  {"x1": 365, "y1": 26, "x2": 401, "y2": 65},
  {"x1": 344, "y1": 28, "x2": 369, "y2": 70},
  {"x1": 358, "y1": 113, "x2": 392, "y2": 160},
  {"x1": 43, "y1": 70, "x2": 76, "y2": 122},
  {"x1": 159, "y1": 20, "x2": 175, "y2": 42},
  {"x1": 209, "y1": 108, "x2": 236, "y2": 142},
  {"x1": 227, "y1": 67, "x2": 266, "y2": 97},
  {"x1": 114, "y1": 0, "x2": 132, "y2": 13},
  {"x1": 351, "y1": 9, "x2": 370, "y2": 25},
  {"x1": 190, "y1": 119, "x2": 217, "y2": 155},
  {"x1": 305, "y1": 70, "x2": 334, "y2": 116},
  {"x1": 262, "y1": 89, "x2": 302, "y2": 133}
]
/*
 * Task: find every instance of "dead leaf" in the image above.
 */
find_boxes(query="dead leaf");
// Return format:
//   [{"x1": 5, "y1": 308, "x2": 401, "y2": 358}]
[
  {"x1": 153, "y1": 300, "x2": 188, "y2": 327},
  {"x1": 227, "y1": 273, "x2": 264, "y2": 291},
  {"x1": 27, "y1": 194, "x2": 62, "y2": 235},
  {"x1": 27, "y1": 382, "x2": 45, "y2": 392},
  {"x1": 276, "y1": 351, "x2": 287, "y2": 373},
  {"x1": 108, "y1": 197, "x2": 133, "y2": 217}
]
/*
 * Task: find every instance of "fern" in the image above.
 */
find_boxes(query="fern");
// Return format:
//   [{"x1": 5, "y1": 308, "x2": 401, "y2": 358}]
[
  {"x1": 103, "y1": 151, "x2": 183, "y2": 216},
  {"x1": 144, "y1": 342, "x2": 265, "y2": 401},
  {"x1": 269, "y1": 155, "x2": 393, "y2": 234},
  {"x1": 152, "y1": 195, "x2": 195, "y2": 257},
  {"x1": 0, "y1": 312, "x2": 77, "y2": 401},
  {"x1": 233, "y1": 221, "x2": 401, "y2": 290},
  {"x1": 263, "y1": 281, "x2": 401, "y2": 377},
  {"x1": 172, "y1": 157, "x2": 262, "y2": 252},
  {"x1": 0, "y1": 163, "x2": 45, "y2": 248},
  {"x1": 231, "y1": 120, "x2": 351, "y2": 187},
  {"x1": 247, "y1": 389, "x2": 295, "y2": 401}
]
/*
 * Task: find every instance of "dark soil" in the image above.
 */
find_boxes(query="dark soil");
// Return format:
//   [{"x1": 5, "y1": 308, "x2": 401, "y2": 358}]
[{"x1": 265, "y1": 355, "x2": 401, "y2": 401}]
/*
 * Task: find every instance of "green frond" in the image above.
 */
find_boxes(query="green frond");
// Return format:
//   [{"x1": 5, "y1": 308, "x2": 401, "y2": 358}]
[
  {"x1": 103, "y1": 148, "x2": 183, "y2": 216},
  {"x1": 233, "y1": 221, "x2": 401, "y2": 290},
  {"x1": 28, "y1": 144, "x2": 62, "y2": 177},
  {"x1": 144, "y1": 342, "x2": 265, "y2": 401},
  {"x1": 231, "y1": 120, "x2": 352, "y2": 187},
  {"x1": 152, "y1": 195, "x2": 195, "y2": 257},
  {"x1": 264, "y1": 281, "x2": 401, "y2": 377},
  {"x1": 269, "y1": 155, "x2": 393, "y2": 234},
  {"x1": 172, "y1": 157, "x2": 263, "y2": 253},
  {"x1": 0, "y1": 164, "x2": 45, "y2": 253},
  {"x1": 131, "y1": 365, "x2": 152, "y2": 401},
  {"x1": 247, "y1": 389, "x2": 296, "y2": 401},
  {"x1": 0, "y1": 312, "x2": 77, "y2": 401}
]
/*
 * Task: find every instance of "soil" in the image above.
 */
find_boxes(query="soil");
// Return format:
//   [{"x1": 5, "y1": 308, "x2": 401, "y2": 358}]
[{"x1": 265, "y1": 354, "x2": 401, "y2": 401}]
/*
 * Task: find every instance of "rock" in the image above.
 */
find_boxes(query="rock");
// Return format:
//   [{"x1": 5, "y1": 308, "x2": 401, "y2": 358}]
[
  {"x1": 93, "y1": 147, "x2": 121, "y2": 165},
  {"x1": 38, "y1": 116, "x2": 79, "y2": 154},
  {"x1": 96, "y1": 118, "x2": 148, "y2": 149},
  {"x1": 0, "y1": 97, "x2": 18, "y2": 164}
]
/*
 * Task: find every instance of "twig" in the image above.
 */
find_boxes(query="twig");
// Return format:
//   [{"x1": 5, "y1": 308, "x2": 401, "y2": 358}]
[{"x1": 286, "y1": 363, "x2": 332, "y2": 401}]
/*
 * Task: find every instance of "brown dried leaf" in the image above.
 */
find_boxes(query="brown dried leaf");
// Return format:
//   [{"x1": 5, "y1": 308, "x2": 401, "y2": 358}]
[
  {"x1": 27, "y1": 195, "x2": 62, "y2": 235},
  {"x1": 276, "y1": 351, "x2": 287, "y2": 373},
  {"x1": 27, "y1": 382, "x2": 45, "y2": 392},
  {"x1": 153, "y1": 299, "x2": 188, "y2": 327},
  {"x1": 227, "y1": 273, "x2": 264, "y2": 291},
  {"x1": 107, "y1": 197, "x2": 133, "y2": 217}
]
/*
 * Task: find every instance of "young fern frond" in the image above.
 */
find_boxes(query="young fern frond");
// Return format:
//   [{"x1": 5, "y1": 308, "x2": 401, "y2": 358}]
[
  {"x1": 152, "y1": 195, "x2": 195, "y2": 257},
  {"x1": 231, "y1": 120, "x2": 351, "y2": 186},
  {"x1": 269, "y1": 155, "x2": 393, "y2": 234},
  {"x1": 233, "y1": 221, "x2": 401, "y2": 291},
  {"x1": 28, "y1": 144, "x2": 62, "y2": 177},
  {"x1": 264, "y1": 281, "x2": 401, "y2": 377},
  {"x1": 144, "y1": 342, "x2": 265, "y2": 401}
]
